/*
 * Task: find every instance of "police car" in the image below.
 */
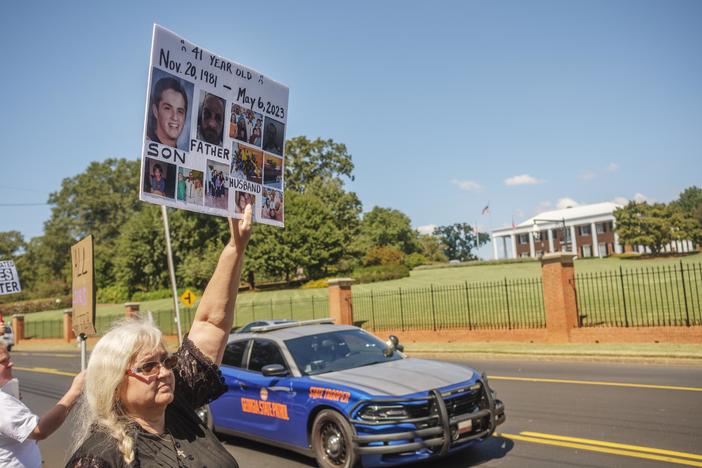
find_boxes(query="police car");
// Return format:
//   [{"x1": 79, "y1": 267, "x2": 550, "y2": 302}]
[{"x1": 211, "y1": 319, "x2": 505, "y2": 468}]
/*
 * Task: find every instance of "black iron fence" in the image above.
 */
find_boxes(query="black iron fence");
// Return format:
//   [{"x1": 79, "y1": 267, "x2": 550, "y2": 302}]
[
  {"x1": 24, "y1": 319, "x2": 63, "y2": 339},
  {"x1": 575, "y1": 261, "x2": 702, "y2": 327},
  {"x1": 352, "y1": 278, "x2": 546, "y2": 331},
  {"x1": 235, "y1": 296, "x2": 329, "y2": 324}
]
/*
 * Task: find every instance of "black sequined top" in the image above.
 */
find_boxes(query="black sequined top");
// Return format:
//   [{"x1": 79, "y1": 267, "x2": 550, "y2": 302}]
[{"x1": 66, "y1": 337, "x2": 238, "y2": 468}]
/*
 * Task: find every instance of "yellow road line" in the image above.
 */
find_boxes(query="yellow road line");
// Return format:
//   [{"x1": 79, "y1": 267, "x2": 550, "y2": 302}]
[
  {"x1": 13, "y1": 352, "x2": 77, "y2": 358},
  {"x1": 501, "y1": 432, "x2": 702, "y2": 467},
  {"x1": 489, "y1": 375, "x2": 702, "y2": 392},
  {"x1": 520, "y1": 432, "x2": 702, "y2": 461},
  {"x1": 14, "y1": 366, "x2": 77, "y2": 377}
]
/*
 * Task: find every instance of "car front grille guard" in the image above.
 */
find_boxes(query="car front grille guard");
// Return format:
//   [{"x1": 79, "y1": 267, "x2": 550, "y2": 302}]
[{"x1": 349, "y1": 374, "x2": 506, "y2": 456}]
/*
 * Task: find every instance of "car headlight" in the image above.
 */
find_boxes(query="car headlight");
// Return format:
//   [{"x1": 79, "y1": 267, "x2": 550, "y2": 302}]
[{"x1": 358, "y1": 404, "x2": 410, "y2": 422}]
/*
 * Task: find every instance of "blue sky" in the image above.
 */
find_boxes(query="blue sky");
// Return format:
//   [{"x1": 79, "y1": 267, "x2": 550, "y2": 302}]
[{"x1": 1, "y1": 0, "x2": 700, "y2": 258}]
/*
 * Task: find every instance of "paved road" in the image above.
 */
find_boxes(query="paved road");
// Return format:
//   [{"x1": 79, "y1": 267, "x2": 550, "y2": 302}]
[{"x1": 9, "y1": 352, "x2": 702, "y2": 468}]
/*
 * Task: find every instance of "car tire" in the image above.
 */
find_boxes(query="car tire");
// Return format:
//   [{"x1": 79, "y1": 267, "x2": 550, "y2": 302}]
[{"x1": 311, "y1": 409, "x2": 359, "y2": 468}]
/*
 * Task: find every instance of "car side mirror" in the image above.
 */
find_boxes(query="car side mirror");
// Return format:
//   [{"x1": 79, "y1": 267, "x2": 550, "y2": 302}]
[
  {"x1": 262, "y1": 364, "x2": 289, "y2": 377},
  {"x1": 386, "y1": 335, "x2": 404, "y2": 353}
]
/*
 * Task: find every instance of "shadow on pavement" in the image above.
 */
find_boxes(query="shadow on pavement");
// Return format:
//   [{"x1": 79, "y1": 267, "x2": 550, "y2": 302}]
[
  {"x1": 405, "y1": 436, "x2": 514, "y2": 467},
  {"x1": 218, "y1": 433, "x2": 317, "y2": 466},
  {"x1": 219, "y1": 433, "x2": 513, "y2": 468}
]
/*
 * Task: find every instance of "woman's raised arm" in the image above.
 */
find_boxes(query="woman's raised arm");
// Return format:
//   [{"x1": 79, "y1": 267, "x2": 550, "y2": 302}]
[{"x1": 187, "y1": 204, "x2": 252, "y2": 364}]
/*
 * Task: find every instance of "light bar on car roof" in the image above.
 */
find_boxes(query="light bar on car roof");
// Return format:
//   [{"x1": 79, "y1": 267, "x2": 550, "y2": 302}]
[{"x1": 251, "y1": 318, "x2": 335, "y2": 333}]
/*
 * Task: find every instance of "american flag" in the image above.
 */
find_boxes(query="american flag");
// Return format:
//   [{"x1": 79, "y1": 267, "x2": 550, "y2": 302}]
[{"x1": 481, "y1": 204, "x2": 490, "y2": 215}]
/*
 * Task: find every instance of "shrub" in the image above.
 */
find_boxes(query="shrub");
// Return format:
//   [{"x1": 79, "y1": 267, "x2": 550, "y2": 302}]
[
  {"x1": 301, "y1": 278, "x2": 334, "y2": 289},
  {"x1": 131, "y1": 289, "x2": 174, "y2": 302},
  {"x1": 352, "y1": 264, "x2": 410, "y2": 284},
  {"x1": 97, "y1": 284, "x2": 130, "y2": 304},
  {"x1": 414, "y1": 257, "x2": 538, "y2": 271},
  {"x1": 610, "y1": 252, "x2": 643, "y2": 259},
  {"x1": 0, "y1": 295, "x2": 72, "y2": 316},
  {"x1": 363, "y1": 245, "x2": 405, "y2": 266},
  {"x1": 404, "y1": 252, "x2": 428, "y2": 269}
]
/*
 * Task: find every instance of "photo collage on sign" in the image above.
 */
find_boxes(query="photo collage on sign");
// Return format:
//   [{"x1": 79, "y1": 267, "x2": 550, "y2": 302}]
[
  {"x1": 140, "y1": 27, "x2": 288, "y2": 226},
  {"x1": 229, "y1": 102, "x2": 285, "y2": 222}
]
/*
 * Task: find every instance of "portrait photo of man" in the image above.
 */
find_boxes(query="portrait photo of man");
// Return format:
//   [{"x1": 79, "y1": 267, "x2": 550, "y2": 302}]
[
  {"x1": 197, "y1": 91, "x2": 226, "y2": 146},
  {"x1": 262, "y1": 116, "x2": 285, "y2": 157},
  {"x1": 146, "y1": 69, "x2": 193, "y2": 150}
]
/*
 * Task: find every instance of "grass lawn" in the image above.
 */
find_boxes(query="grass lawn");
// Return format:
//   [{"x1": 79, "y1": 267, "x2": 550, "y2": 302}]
[{"x1": 22, "y1": 252, "x2": 702, "y2": 336}]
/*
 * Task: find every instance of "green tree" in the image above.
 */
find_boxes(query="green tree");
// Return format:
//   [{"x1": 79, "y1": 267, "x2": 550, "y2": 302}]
[
  {"x1": 363, "y1": 245, "x2": 405, "y2": 266},
  {"x1": 356, "y1": 207, "x2": 419, "y2": 255},
  {"x1": 433, "y1": 223, "x2": 488, "y2": 261},
  {"x1": 612, "y1": 202, "x2": 698, "y2": 255},
  {"x1": 112, "y1": 207, "x2": 229, "y2": 295},
  {"x1": 0, "y1": 231, "x2": 25, "y2": 259},
  {"x1": 246, "y1": 191, "x2": 344, "y2": 282},
  {"x1": 674, "y1": 186, "x2": 702, "y2": 215},
  {"x1": 113, "y1": 206, "x2": 168, "y2": 295},
  {"x1": 29, "y1": 158, "x2": 142, "y2": 290},
  {"x1": 669, "y1": 205, "x2": 702, "y2": 246},
  {"x1": 417, "y1": 234, "x2": 448, "y2": 263},
  {"x1": 285, "y1": 137, "x2": 362, "y2": 271},
  {"x1": 672, "y1": 186, "x2": 702, "y2": 242},
  {"x1": 305, "y1": 177, "x2": 363, "y2": 258},
  {"x1": 284, "y1": 137, "x2": 355, "y2": 192}
]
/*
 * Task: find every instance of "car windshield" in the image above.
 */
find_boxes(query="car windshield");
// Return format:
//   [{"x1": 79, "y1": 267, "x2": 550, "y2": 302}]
[{"x1": 285, "y1": 329, "x2": 403, "y2": 375}]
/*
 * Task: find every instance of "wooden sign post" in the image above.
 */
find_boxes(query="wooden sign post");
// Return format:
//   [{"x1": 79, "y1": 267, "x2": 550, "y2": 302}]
[{"x1": 71, "y1": 235, "x2": 96, "y2": 369}]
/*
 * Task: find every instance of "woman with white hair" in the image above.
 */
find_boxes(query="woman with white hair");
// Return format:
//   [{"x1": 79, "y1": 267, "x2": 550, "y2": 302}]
[{"x1": 66, "y1": 207, "x2": 252, "y2": 467}]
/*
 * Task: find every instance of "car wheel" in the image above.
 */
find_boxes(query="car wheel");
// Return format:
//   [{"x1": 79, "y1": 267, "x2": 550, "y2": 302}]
[{"x1": 311, "y1": 409, "x2": 359, "y2": 468}]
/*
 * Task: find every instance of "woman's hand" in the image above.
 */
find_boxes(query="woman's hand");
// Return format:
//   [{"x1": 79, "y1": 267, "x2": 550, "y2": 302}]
[
  {"x1": 67, "y1": 370, "x2": 86, "y2": 401},
  {"x1": 228, "y1": 203, "x2": 253, "y2": 251}
]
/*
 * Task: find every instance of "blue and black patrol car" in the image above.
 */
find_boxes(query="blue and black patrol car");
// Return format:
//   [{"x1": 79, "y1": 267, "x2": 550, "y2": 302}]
[{"x1": 210, "y1": 319, "x2": 506, "y2": 467}]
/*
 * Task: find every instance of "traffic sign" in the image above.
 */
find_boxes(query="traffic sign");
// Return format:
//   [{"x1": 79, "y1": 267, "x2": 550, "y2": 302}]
[{"x1": 180, "y1": 288, "x2": 197, "y2": 307}]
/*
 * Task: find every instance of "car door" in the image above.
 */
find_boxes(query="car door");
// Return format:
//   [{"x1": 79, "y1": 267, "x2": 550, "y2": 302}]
[
  {"x1": 211, "y1": 338, "x2": 250, "y2": 431},
  {"x1": 236, "y1": 338, "x2": 297, "y2": 442}
]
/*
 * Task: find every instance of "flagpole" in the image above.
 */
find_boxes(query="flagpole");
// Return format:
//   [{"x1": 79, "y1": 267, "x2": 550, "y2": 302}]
[{"x1": 474, "y1": 219, "x2": 479, "y2": 259}]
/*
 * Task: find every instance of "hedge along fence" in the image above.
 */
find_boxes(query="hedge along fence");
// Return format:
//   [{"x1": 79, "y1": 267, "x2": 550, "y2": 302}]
[
  {"x1": 234, "y1": 296, "x2": 329, "y2": 324},
  {"x1": 575, "y1": 261, "x2": 702, "y2": 327},
  {"x1": 352, "y1": 278, "x2": 546, "y2": 332}
]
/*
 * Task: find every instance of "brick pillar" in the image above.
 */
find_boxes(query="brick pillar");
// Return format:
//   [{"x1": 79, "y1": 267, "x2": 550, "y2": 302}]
[
  {"x1": 124, "y1": 302, "x2": 140, "y2": 318},
  {"x1": 63, "y1": 309, "x2": 76, "y2": 342},
  {"x1": 540, "y1": 253, "x2": 578, "y2": 342},
  {"x1": 327, "y1": 278, "x2": 354, "y2": 325},
  {"x1": 11, "y1": 315, "x2": 24, "y2": 344}
]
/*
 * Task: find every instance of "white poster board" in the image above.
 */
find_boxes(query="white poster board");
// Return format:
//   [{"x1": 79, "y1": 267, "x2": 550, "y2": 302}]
[
  {"x1": 0, "y1": 260, "x2": 21, "y2": 296},
  {"x1": 140, "y1": 25, "x2": 288, "y2": 227}
]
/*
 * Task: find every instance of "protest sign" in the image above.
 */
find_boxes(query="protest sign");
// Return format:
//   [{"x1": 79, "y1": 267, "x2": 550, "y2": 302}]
[
  {"x1": 71, "y1": 235, "x2": 96, "y2": 335},
  {"x1": 140, "y1": 24, "x2": 289, "y2": 227},
  {"x1": 0, "y1": 260, "x2": 22, "y2": 296}
]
